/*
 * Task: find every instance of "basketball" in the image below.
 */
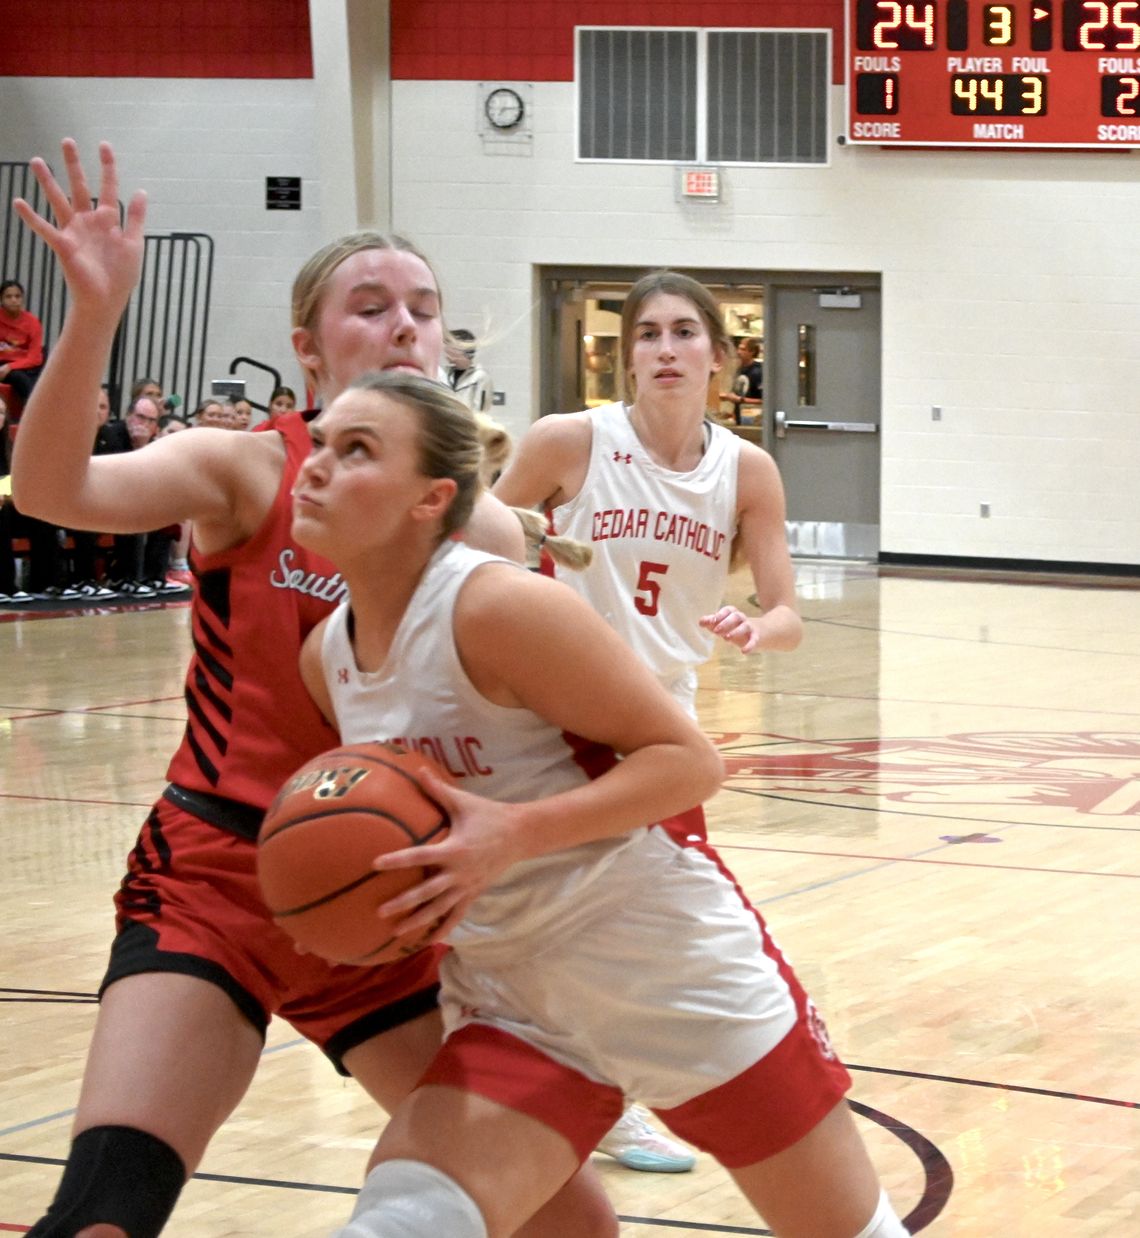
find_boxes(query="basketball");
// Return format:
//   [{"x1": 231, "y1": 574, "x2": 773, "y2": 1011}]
[{"x1": 257, "y1": 742, "x2": 451, "y2": 966}]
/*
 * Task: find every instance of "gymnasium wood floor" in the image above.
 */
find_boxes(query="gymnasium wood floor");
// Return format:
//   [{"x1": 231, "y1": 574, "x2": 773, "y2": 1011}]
[{"x1": 1, "y1": 559, "x2": 1137, "y2": 1236}]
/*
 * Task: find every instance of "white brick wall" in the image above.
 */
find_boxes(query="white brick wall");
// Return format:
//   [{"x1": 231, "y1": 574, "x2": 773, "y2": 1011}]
[
  {"x1": 0, "y1": 77, "x2": 326, "y2": 409},
  {"x1": 390, "y1": 80, "x2": 1140, "y2": 567},
  {"x1": 3, "y1": 73, "x2": 1136, "y2": 565}
]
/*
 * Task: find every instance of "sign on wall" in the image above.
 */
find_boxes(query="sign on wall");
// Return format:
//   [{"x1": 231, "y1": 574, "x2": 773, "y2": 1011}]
[{"x1": 266, "y1": 176, "x2": 302, "y2": 210}]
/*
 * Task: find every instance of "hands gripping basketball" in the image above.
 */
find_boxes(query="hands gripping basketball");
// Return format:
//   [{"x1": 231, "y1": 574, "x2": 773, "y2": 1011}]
[
  {"x1": 258, "y1": 742, "x2": 530, "y2": 966},
  {"x1": 13, "y1": 139, "x2": 146, "y2": 318},
  {"x1": 369, "y1": 768, "x2": 531, "y2": 945}
]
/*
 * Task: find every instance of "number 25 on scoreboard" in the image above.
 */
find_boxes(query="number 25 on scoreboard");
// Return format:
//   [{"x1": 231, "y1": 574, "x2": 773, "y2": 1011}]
[{"x1": 1065, "y1": 2, "x2": 1140, "y2": 51}]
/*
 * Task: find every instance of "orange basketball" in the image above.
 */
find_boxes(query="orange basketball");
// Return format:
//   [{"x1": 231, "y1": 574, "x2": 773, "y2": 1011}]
[{"x1": 257, "y1": 742, "x2": 451, "y2": 966}]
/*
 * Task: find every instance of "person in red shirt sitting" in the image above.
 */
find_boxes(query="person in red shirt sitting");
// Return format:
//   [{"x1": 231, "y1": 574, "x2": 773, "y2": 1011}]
[{"x1": 0, "y1": 280, "x2": 44, "y2": 406}]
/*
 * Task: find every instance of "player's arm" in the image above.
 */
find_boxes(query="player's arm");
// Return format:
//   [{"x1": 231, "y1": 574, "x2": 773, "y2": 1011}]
[
  {"x1": 464, "y1": 491, "x2": 526, "y2": 564},
  {"x1": 374, "y1": 565, "x2": 723, "y2": 938},
  {"x1": 299, "y1": 619, "x2": 336, "y2": 727},
  {"x1": 491, "y1": 411, "x2": 593, "y2": 511},
  {"x1": 19, "y1": 420, "x2": 278, "y2": 536},
  {"x1": 699, "y1": 443, "x2": 803, "y2": 654},
  {"x1": 464, "y1": 568, "x2": 724, "y2": 845},
  {"x1": 11, "y1": 140, "x2": 263, "y2": 535}
]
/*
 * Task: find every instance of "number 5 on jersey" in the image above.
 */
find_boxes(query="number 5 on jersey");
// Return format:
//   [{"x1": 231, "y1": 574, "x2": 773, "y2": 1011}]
[{"x1": 635, "y1": 561, "x2": 669, "y2": 616}]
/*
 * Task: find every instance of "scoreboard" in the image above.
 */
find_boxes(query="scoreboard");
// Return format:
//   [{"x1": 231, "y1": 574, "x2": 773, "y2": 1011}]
[{"x1": 846, "y1": 1, "x2": 1140, "y2": 146}]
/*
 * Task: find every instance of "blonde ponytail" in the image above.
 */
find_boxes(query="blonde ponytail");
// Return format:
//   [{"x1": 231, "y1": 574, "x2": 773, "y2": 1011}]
[
  {"x1": 509, "y1": 506, "x2": 593, "y2": 572},
  {"x1": 474, "y1": 412, "x2": 513, "y2": 487}
]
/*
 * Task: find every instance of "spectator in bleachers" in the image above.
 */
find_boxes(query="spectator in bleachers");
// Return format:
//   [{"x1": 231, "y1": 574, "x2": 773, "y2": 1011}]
[
  {"x1": 447, "y1": 327, "x2": 493, "y2": 413},
  {"x1": 157, "y1": 409, "x2": 191, "y2": 572},
  {"x1": 0, "y1": 279, "x2": 44, "y2": 406},
  {"x1": 70, "y1": 384, "x2": 129, "y2": 598},
  {"x1": 133, "y1": 375, "x2": 187, "y2": 424},
  {"x1": 0, "y1": 391, "x2": 32, "y2": 603},
  {"x1": 107, "y1": 395, "x2": 183, "y2": 597},
  {"x1": 125, "y1": 393, "x2": 160, "y2": 449},
  {"x1": 159, "y1": 412, "x2": 190, "y2": 436},
  {"x1": 231, "y1": 396, "x2": 254, "y2": 431},
  {"x1": 130, "y1": 375, "x2": 163, "y2": 404},
  {"x1": 0, "y1": 391, "x2": 9, "y2": 475},
  {"x1": 193, "y1": 396, "x2": 232, "y2": 428},
  {"x1": 268, "y1": 384, "x2": 297, "y2": 418},
  {"x1": 0, "y1": 385, "x2": 78, "y2": 601},
  {"x1": 93, "y1": 383, "x2": 128, "y2": 449}
]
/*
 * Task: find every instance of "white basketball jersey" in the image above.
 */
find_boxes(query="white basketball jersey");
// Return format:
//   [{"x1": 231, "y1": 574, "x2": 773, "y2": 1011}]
[
  {"x1": 320, "y1": 540, "x2": 643, "y2": 957},
  {"x1": 550, "y1": 403, "x2": 740, "y2": 714}
]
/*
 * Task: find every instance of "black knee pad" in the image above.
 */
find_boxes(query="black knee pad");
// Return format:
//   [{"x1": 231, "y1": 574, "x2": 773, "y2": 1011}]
[{"x1": 27, "y1": 1125, "x2": 186, "y2": 1238}]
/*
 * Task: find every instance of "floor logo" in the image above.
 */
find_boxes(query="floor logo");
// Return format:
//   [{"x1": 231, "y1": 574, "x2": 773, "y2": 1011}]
[{"x1": 712, "y1": 731, "x2": 1140, "y2": 817}]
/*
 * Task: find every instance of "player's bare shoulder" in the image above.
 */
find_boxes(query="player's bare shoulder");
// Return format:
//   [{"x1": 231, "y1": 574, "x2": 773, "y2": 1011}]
[
  {"x1": 519, "y1": 409, "x2": 594, "y2": 470},
  {"x1": 533, "y1": 408, "x2": 594, "y2": 447},
  {"x1": 466, "y1": 492, "x2": 527, "y2": 562},
  {"x1": 735, "y1": 437, "x2": 788, "y2": 519},
  {"x1": 496, "y1": 410, "x2": 594, "y2": 510}
]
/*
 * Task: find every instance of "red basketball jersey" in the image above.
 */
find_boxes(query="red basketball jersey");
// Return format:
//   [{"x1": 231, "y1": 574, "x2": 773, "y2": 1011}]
[{"x1": 164, "y1": 411, "x2": 341, "y2": 809}]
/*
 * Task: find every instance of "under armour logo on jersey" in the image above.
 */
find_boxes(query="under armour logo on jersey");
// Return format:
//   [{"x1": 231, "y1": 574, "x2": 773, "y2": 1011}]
[
  {"x1": 612, "y1": 451, "x2": 632, "y2": 464},
  {"x1": 337, "y1": 667, "x2": 350, "y2": 684}
]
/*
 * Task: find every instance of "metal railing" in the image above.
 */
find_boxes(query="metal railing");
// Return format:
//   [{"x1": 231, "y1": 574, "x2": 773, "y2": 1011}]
[
  {"x1": 109, "y1": 231, "x2": 214, "y2": 411},
  {"x1": 0, "y1": 162, "x2": 67, "y2": 351},
  {"x1": 226, "y1": 355, "x2": 284, "y2": 412},
  {"x1": 2, "y1": 161, "x2": 215, "y2": 414}
]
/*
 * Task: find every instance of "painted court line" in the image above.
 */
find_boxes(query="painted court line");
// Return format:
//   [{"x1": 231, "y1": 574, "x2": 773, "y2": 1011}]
[{"x1": 721, "y1": 842, "x2": 1138, "y2": 882}]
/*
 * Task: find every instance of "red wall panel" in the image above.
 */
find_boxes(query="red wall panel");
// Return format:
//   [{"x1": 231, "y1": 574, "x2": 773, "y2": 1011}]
[
  {"x1": 4, "y1": 0, "x2": 311, "y2": 78},
  {"x1": 391, "y1": 0, "x2": 845, "y2": 82},
  {"x1": 6, "y1": 2, "x2": 844, "y2": 83}
]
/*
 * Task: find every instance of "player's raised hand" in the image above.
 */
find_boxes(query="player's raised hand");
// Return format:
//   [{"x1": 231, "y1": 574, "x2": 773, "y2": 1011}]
[{"x1": 12, "y1": 139, "x2": 146, "y2": 316}]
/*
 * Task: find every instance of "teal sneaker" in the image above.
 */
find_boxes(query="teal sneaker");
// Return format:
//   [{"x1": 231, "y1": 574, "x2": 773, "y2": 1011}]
[{"x1": 596, "y1": 1105, "x2": 697, "y2": 1173}]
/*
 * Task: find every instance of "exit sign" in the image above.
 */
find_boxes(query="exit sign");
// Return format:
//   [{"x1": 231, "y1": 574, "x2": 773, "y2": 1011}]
[{"x1": 677, "y1": 167, "x2": 722, "y2": 201}]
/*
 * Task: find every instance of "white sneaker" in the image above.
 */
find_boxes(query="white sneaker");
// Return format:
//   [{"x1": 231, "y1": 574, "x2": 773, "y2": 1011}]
[
  {"x1": 122, "y1": 581, "x2": 157, "y2": 598},
  {"x1": 76, "y1": 581, "x2": 117, "y2": 598},
  {"x1": 596, "y1": 1105, "x2": 696, "y2": 1173}
]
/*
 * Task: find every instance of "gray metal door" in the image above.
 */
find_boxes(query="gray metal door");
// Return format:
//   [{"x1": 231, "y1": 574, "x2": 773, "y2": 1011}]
[{"x1": 767, "y1": 284, "x2": 881, "y2": 558}]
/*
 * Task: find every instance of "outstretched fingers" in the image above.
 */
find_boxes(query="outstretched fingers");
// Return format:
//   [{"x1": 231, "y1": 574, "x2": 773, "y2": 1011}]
[
  {"x1": 11, "y1": 139, "x2": 146, "y2": 308},
  {"x1": 10, "y1": 193, "x2": 55, "y2": 246},
  {"x1": 123, "y1": 187, "x2": 148, "y2": 240},
  {"x1": 11, "y1": 155, "x2": 71, "y2": 243},
  {"x1": 95, "y1": 139, "x2": 119, "y2": 211},
  {"x1": 61, "y1": 136, "x2": 96, "y2": 212},
  {"x1": 11, "y1": 139, "x2": 145, "y2": 248}
]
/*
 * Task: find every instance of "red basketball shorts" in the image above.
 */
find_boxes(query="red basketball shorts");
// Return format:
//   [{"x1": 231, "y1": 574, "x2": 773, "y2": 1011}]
[
  {"x1": 105, "y1": 796, "x2": 443, "y2": 1072},
  {"x1": 422, "y1": 827, "x2": 851, "y2": 1167}
]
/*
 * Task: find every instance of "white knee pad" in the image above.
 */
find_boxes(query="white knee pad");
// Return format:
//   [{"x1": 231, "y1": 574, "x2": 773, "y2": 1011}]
[
  {"x1": 853, "y1": 1189, "x2": 910, "y2": 1238},
  {"x1": 334, "y1": 1158, "x2": 488, "y2": 1238}
]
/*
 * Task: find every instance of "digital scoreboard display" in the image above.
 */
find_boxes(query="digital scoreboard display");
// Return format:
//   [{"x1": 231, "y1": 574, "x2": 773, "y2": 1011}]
[{"x1": 846, "y1": 1, "x2": 1140, "y2": 146}]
